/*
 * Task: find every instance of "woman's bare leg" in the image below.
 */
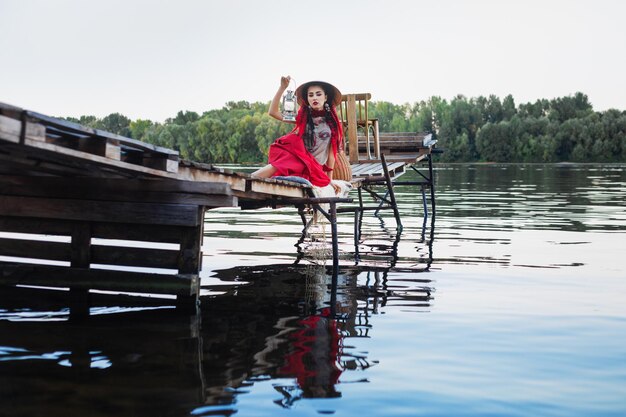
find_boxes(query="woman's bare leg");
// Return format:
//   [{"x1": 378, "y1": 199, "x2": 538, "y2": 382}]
[{"x1": 251, "y1": 164, "x2": 277, "y2": 178}]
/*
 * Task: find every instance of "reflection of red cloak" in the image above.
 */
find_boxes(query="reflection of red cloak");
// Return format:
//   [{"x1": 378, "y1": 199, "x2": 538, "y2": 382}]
[
  {"x1": 268, "y1": 106, "x2": 343, "y2": 187},
  {"x1": 278, "y1": 308, "x2": 343, "y2": 396}
]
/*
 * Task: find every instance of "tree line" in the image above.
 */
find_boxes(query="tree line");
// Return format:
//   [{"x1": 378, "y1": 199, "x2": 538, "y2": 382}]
[{"x1": 65, "y1": 92, "x2": 625, "y2": 163}]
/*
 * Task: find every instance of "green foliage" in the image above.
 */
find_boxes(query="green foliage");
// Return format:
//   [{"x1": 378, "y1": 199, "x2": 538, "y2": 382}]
[
  {"x1": 62, "y1": 113, "x2": 131, "y2": 137},
  {"x1": 99, "y1": 113, "x2": 132, "y2": 137},
  {"x1": 65, "y1": 92, "x2": 625, "y2": 164},
  {"x1": 193, "y1": 117, "x2": 226, "y2": 162},
  {"x1": 548, "y1": 92, "x2": 593, "y2": 123},
  {"x1": 167, "y1": 110, "x2": 199, "y2": 125},
  {"x1": 129, "y1": 119, "x2": 153, "y2": 140}
]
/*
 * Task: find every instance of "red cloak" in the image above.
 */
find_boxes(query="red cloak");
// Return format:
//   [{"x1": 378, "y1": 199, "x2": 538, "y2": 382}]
[{"x1": 268, "y1": 106, "x2": 343, "y2": 187}]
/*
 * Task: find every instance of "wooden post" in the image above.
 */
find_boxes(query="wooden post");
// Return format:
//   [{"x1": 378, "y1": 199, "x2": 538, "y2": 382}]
[
  {"x1": 330, "y1": 202, "x2": 339, "y2": 268},
  {"x1": 69, "y1": 222, "x2": 91, "y2": 320},
  {"x1": 372, "y1": 119, "x2": 381, "y2": 160},
  {"x1": 354, "y1": 208, "x2": 361, "y2": 262},
  {"x1": 346, "y1": 95, "x2": 359, "y2": 163},
  {"x1": 176, "y1": 207, "x2": 204, "y2": 310},
  {"x1": 381, "y1": 154, "x2": 402, "y2": 230}
]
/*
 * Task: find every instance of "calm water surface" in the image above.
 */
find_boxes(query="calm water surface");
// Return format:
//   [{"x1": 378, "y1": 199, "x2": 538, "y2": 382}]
[{"x1": 1, "y1": 164, "x2": 625, "y2": 416}]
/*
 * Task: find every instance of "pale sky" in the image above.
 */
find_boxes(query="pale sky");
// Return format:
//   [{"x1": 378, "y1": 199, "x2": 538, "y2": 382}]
[{"x1": 1, "y1": 0, "x2": 624, "y2": 122}]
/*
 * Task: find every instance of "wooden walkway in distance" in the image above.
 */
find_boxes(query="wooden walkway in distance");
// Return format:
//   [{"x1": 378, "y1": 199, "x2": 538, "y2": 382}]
[
  {"x1": 339, "y1": 94, "x2": 440, "y2": 237},
  {"x1": 340, "y1": 92, "x2": 436, "y2": 182},
  {"x1": 351, "y1": 132, "x2": 434, "y2": 176},
  {"x1": 351, "y1": 160, "x2": 406, "y2": 178}
]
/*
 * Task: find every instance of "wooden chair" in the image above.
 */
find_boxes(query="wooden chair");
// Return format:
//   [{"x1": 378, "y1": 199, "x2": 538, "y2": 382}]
[{"x1": 339, "y1": 93, "x2": 380, "y2": 163}]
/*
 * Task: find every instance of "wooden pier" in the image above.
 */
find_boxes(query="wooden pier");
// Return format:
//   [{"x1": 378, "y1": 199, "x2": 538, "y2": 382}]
[
  {"x1": 0, "y1": 102, "x2": 314, "y2": 311},
  {"x1": 0, "y1": 96, "x2": 439, "y2": 312}
]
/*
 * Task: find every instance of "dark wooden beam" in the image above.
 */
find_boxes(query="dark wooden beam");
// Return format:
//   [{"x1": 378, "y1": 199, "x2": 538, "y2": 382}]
[
  {"x1": 0, "y1": 176, "x2": 235, "y2": 207},
  {"x1": 0, "y1": 195, "x2": 203, "y2": 226},
  {"x1": 0, "y1": 237, "x2": 70, "y2": 261},
  {"x1": 0, "y1": 262, "x2": 199, "y2": 296},
  {"x1": 91, "y1": 245, "x2": 179, "y2": 270}
]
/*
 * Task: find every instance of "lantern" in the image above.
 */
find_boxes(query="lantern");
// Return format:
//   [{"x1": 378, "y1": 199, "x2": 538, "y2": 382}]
[{"x1": 282, "y1": 80, "x2": 297, "y2": 121}]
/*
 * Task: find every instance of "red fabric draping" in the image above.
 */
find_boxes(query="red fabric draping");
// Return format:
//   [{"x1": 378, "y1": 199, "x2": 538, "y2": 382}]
[
  {"x1": 269, "y1": 133, "x2": 331, "y2": 187},
  {"x1": 268, "y1": 106, "x2": 344, "y2": 187}
]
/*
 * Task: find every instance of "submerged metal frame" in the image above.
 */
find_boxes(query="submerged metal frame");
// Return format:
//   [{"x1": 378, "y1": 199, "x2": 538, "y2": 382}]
[{"x1": 295, "y1": 150, "x2": 439, "y2": 270}]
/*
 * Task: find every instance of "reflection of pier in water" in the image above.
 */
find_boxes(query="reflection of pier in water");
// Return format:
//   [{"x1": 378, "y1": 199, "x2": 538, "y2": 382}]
[
  {"x1": 0, "y1": 257, "x2": 434, "y2": 414},
  {"x1": 0, "y1": 291, "x2": 204, "y2": 417},
  {"x1": 0, "y1": 213, "x2": 436, "y2": 413},
  {"x1": 199, "y1": 260, "x2": 434, "y2": 408},
  {"x1": 295, "y1": 209, "x2": 435, "y2": 271}
]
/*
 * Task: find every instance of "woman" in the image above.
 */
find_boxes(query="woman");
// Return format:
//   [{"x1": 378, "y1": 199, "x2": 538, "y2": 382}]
[{"x1": 252, "y1": 76, "x2": 344, "y2": 193}]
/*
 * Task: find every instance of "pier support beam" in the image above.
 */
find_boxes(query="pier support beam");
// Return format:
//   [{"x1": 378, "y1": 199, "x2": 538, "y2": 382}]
[{"x1": 0, "y1": 177, "x2": 236, "y2": 315}]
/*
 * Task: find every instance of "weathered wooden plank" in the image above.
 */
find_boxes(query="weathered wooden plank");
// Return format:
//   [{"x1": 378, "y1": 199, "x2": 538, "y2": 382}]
[
  {"x1": 250, "y1": 179, "x2": 307, "y2": 198},
  {"x1": 0, "y1": 195, "x2": 203, "y2": 226},
  {"x1": 0, "y1": 216, "x2": 75, "y2": 236},
  {"x1": 0, "y1": 176, "x2": 237, "y2": 207},
  {"x1": 91, "y1": 245, "x2": 179, "y2": 270},
  {"x1": 142, "y1": 152, "x2": 179, "y2": 173},
  {"x1": 0, "y1": 146, "x2": 126, "y2": 177},
  {"x1": 2, "y1": 135, "x2": 181, "y2": 178},
  {"x1": 178, "y1": 221, "x2": 203, "y2": 274},
  {"x1": 388, "y1": 162, "x2": 406, "y2": 171},
  {"x1": 1, "y1": 115, "x2": 180, "y2": 175},
  {"x1": 0, "y1": 226, "x2": 179, "y2": 269},
  {"x1": 91, "y1": 223, "x2": 195, "y2": 244},
  {"x1": 356, "y1": 164, "x2": 385, "y2": 176},
  {"x1": 0, "y1": 237, "x2": 70, "y2": 261},
  {"x1": 0, "y1": 102, "x2": 25, "y2": 117},
  {"x1": 0, "y1": 103, "x2": 179, "y2": 156},
  {"x1": 77, "y1": 135, "x2": 121, "y2": 160},
  {"x1": 360, "y1": 141, "x2": 423, "y2": 150},
  {"x1": 378, "y1": 131, "x2": 428, "y2": 136},
  {"x1": 358, "y1": 132, "x2": 430, "y2": 151},
  {"x1": 0, "y1": 114, "x2": 46, "y2": 143},
  {"x1": 349, "y1": 161, "x2": 407, "y2": 178},
  {"x1": 349, "y1": 163, "x2": 366, "y2": 174},
  {"x1": 177, "y1": 165, "x2": 248, "y2": 192},
  {"x1": 0, "y1": 175, "x2": 232, "y2": 195},
  {"x1": 351, "y1": 163, "x2": 376, "y2": 175},
  {"x1": 37, "y1": 138, "x2": 178, "y2": 174},
  {"x1": 0, "y1": 262, "x2": 199, "y2": 296},
  {"x1": 178, "y1": 165, "x2": 312, "y2": 200},
  {"x1": 380, "y1": 149, "x2": 430, "y2": 162},
  {"x1": 0, "y1": 217, "x2": 192, "y2": 245}
]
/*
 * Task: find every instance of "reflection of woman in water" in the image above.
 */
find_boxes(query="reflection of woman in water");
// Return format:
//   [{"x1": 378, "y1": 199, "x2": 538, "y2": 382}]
[{"x1": 278, "y1": 306, "x2": 343, "y2": 399}]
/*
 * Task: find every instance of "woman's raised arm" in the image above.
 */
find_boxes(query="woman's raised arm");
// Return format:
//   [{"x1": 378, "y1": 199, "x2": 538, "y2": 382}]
[{"x1": 268, "y1": 76, "x2": 295, "y2": 123}]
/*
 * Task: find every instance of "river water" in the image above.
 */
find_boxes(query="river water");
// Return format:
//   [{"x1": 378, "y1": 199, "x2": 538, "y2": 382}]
[{"x1": 1, "y1": 163, "x2": 625, "y2": 416}]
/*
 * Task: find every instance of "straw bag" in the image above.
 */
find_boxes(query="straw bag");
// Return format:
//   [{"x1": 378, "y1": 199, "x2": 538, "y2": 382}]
[{"x1": 333, "y1": 152, "x2": 352, "y2": 182}]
